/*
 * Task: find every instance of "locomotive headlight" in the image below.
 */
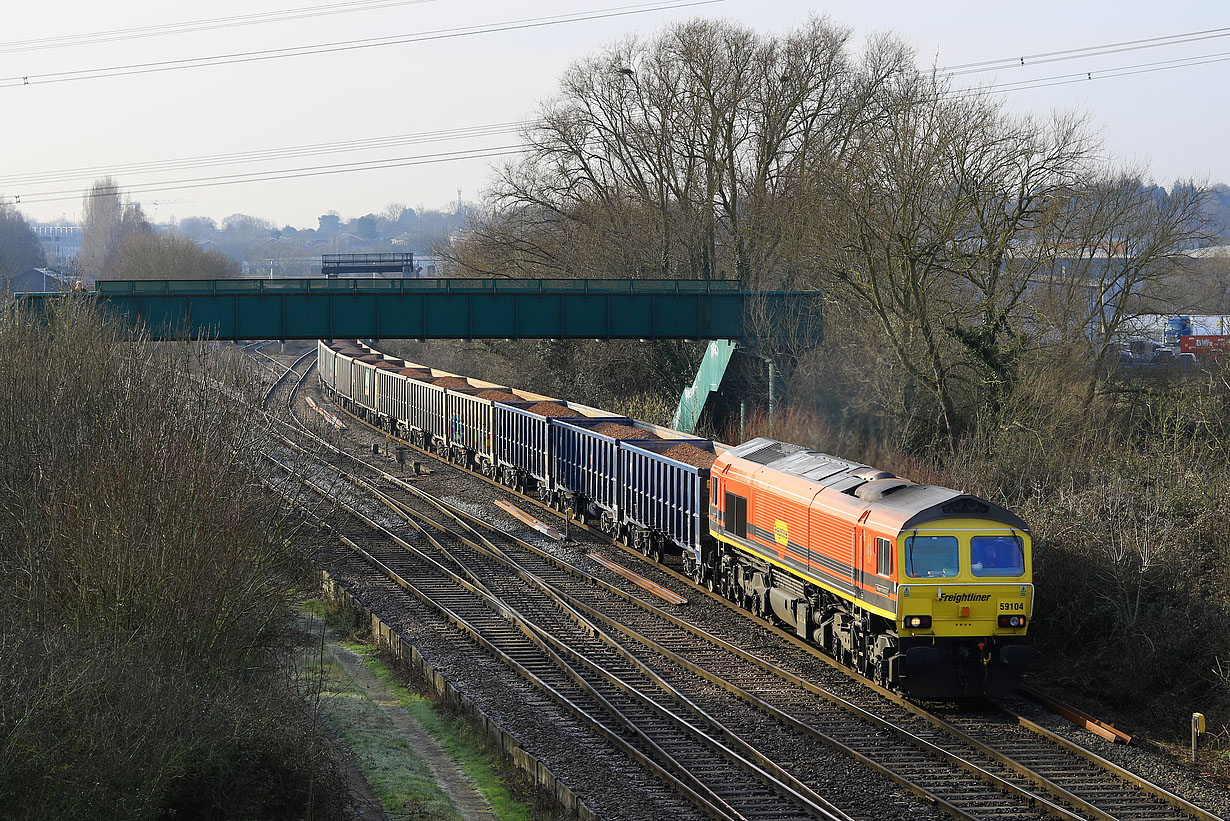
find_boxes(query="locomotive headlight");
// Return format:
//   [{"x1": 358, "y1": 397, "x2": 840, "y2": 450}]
[
  {"x1": 904, "y1": 615, "x2": 931, "y2": 629},
  {"x1": 998, "y1": 615, "x2": 1026, "y2": 628}
]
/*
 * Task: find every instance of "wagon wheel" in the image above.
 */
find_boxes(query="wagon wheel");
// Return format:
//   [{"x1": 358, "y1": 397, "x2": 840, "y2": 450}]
[{"x1": 690, "y1": 560, "x2": 706, "y2": 586}]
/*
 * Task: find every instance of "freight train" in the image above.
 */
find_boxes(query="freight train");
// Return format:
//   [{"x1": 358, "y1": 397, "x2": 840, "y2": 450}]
[{"x1": 317, "y1": 340, "x2": 1035, "y2": 698}]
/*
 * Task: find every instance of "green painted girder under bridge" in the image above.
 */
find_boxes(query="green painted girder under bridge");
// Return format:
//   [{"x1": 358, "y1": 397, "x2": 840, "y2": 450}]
[{"x1": 20, "y1": 277, "x2": 823, "y2": 343}]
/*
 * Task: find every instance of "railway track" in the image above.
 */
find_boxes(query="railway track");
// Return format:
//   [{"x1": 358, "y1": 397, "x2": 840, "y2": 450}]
[
  {"x1": 261, "y1": 420, "x2": 848, "y2": 820},
  {"x1": 374, "y1": 473, "x2": 1216, "y2": 821},
  {"x1": 249, "y1": 344, "x2": 1226, "y2": 821}
]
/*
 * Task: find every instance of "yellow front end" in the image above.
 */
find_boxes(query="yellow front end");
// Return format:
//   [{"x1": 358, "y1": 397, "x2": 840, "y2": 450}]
[
  {"x1": 892, "y1": 517, "x2": 1035, "y2": 696},
  {"x1": 895, "y1": 517, "x2": 1033, "y2": 639}
]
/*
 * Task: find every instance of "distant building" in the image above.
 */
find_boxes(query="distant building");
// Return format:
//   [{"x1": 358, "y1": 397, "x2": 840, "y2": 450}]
[
  {"x1": 29, "y1": 223, "x2": 82, "y2": 267},
  {"x1": 8, "y1": 267, "x2": 77, "y2": 295}
]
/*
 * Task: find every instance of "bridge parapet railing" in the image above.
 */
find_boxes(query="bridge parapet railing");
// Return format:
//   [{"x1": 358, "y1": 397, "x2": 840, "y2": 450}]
[{"x1": 95, "y1": 278, "x2": 749, "y2": 296}]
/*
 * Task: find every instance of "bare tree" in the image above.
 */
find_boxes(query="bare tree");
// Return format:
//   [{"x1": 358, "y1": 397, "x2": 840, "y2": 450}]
[
  {"x1": 0, "y1": 200, "x2": 45, "y2": 294},
  {"x1": 112, "y1": 231, "x2": 240, "y2": 280},
  {"x1": 811, "y1": 65, "x2": 1160, "y2": 447},
  {"x1": 80, "y1": 177, "x2": 122, "y2": 277},
  {"x1": 457, "y1": 16, "x2": 911, "y2": 284},
  {"x1": 1031, "y1": 172, "x2": 1211, "y2": 375},
  {"x1": 451, "y1": 15, "x2": 1211, "y2": 450}
]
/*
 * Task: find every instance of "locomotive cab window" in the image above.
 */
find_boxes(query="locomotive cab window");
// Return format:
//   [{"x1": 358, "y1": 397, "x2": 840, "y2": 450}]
[
  {"x1": 725, "y1": 492, "x2": 747, "y2": 538},
  {"x1": 970, "y1": 535, "x2": 1024, "y2": 577},
  {"x1": 905, "y1": 535, "x2": 958, "y2": 578},
  {"x1": 875, "y1": 537, "x2": 893, "y2": 576}
]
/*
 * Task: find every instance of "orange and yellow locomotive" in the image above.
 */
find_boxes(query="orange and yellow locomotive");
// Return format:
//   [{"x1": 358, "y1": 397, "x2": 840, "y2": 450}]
[{"x1": 708, "y1": 438, "x2": 1033, "y2": 697}]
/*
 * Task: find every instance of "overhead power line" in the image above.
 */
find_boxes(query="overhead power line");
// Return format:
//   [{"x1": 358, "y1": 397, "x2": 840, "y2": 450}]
[
  {"x1": 946, "y1": 47, "x2": 1230, "y2": 99},
  {"x1": 7, "y1": 15, "x2": 1222, "y2": 210},
  {"x1": 939, "y1": 24, "x2": 1230, "y2": 75},
  {"x1": 11, "y1": 144, "x2": 529, "y2": 205},
  {"x1": 0, "y1": 0, "x2": 439, "y2": 56},
  {"x1": 0, "y1": 0, "x2": 723, "y2": 88},
  {"x1": 0, "y1": 121, "x2": 528, "y2": 187}
]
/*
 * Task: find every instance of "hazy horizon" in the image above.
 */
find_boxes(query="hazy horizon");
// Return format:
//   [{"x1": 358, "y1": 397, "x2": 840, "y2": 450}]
[{"x1": 4, "y1": 0, "x2": 1228, "y2": 227}]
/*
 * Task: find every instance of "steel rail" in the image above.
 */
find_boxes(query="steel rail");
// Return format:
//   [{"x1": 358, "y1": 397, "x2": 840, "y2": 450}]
[
  {"x1": 262, "y1": 413, "x2": 1072, "y2": 821},
  {"x1": 1017, "y1": 686, "x2": 1132, "y2": 744},
  {"x1": 376, "y1": 478, "x2": 1086, "y2": 821},
  {"x1": 258, "y1": 450, "x2": 847, "y2": 821},
  {"x1": 371, "y1": 463, "x2": 1223, "y2": 820},
  {"x1": 256, "y1": 369, "x2": 850, "y2": 820},
  {"x1": 303, "y1": 381, "x2": 1124, "y2": 820},
  {"x1": 365, "y1": 481, "x2": 855, "y2": 821},
  {"x1": 270, "y1": 349, "x2": 1225, "y2": 821},
  {"x1": 258, "y1": 345, "x2": 314, "y2": 408},
  {"x1": 1008, "y1": 712, "x2": 1222, "y2": 821},
  {"x1": 261, "y1": 470, "x2": 745, "y2": 821}
]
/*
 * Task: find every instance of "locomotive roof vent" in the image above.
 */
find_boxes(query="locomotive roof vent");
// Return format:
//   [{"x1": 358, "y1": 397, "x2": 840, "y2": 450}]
[
  {"x1": 854, "y1": 477, "x2": 916, "y2": 501},
  {"x1": 850, "y1": 467, "x2": 896, "y2": 482},
  {"x1": 742, "y1": 440, "x2": 805, "y2": 465}
]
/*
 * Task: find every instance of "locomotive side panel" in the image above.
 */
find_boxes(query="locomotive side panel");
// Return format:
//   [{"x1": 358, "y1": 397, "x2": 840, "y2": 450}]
[
  {"x1": 745, "y1": 469, "x2": 817, "y2": 584},
  {"x1": 805, "y1": 500, "x2": 859, "y2": 601}
]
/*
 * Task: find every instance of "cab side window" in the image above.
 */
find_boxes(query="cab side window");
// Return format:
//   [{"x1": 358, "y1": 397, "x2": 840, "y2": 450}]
[
  {"x1": 725, "y1": 492, "x2": 747, "y2": 538},
  {"x1": 876, "y1": 537, "x2": 893, "y2": 576}
]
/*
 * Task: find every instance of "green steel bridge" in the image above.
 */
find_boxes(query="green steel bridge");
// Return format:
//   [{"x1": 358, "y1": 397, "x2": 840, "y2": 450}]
[
  {"x1": 20, "y1": 277, "x2": 822, "y2": 433},
  {"x1": 22, "y1": 277, "x2": 820, "y2": 343}
]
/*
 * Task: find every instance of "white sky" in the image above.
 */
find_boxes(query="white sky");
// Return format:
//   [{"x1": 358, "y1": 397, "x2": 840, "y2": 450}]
[{"x1": 1, "y1": 0, "x2": 1226, "y2": 228}]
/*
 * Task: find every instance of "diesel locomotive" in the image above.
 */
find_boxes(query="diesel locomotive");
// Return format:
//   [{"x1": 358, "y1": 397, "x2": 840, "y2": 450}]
[{"x1": 317, "y1": 339, "x2": 1034, "y2": 698}]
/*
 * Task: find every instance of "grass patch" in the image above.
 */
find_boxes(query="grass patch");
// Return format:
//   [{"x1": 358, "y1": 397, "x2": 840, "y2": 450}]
[
  {"x1": 301, "y1": 597, "x2": 370, "y2": 641},
  {"x1": 299, "y1": 610, "x2": 461, "y2": 821},
  {"x1": 298, "y1": 600, "x2": 536, "y2": 820},
  {"x1": 347, "y1": 642, "x2": 534, "y2": 821}
]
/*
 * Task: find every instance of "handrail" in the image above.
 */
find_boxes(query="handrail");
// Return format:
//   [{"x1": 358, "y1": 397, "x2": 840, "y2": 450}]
[{"x1": 92, "y1": 277, "x2": 767, "y2": 296}]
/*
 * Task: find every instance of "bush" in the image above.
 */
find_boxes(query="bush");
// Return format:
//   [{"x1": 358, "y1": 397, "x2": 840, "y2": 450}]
[
  {"x1": 934, "y1": 360, "x2": 1230, "y2": 728},
  {"x1": 0, "y1": 301, "x2": 347, "y2": 819}
]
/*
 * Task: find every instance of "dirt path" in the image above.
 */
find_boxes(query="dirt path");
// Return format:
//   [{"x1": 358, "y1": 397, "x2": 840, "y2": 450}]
[{"x1": 326, "y1": 641, "x2": 500, "y2": 821}]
